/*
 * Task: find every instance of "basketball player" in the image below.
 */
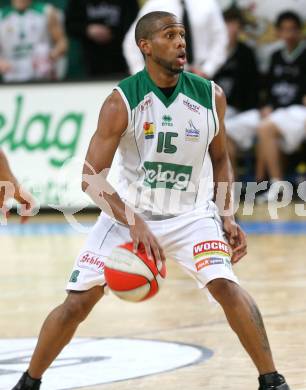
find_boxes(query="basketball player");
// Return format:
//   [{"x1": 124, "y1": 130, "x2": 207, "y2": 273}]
[
  {"x1": 13, "y1": 12, "x2": 290, "y2": 390},
  {"x1": 0, "y1": 149, "x2": 33, "y2": 223},
  {"x1": 0, "y1": 0, "x2": 68, "y2": 82}
]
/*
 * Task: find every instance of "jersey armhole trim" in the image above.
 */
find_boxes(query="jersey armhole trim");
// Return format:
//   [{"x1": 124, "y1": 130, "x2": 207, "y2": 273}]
[
  {"x1": 211, "y1": 81, "x2": 219, "y2": 136},
  {"x1": 113, "y1": 86, "x2": 131, "y2": 137}
]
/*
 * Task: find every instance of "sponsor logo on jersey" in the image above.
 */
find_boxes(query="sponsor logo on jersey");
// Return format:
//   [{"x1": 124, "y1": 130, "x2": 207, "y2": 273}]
[
  {"x1": 0, "y1": 338, "x2": 211, "y2": 389},
  {"x1": 193, "y1": 240, "x2": 230, "y2": 260},
  {"x1": 183, "y1": 99, "x2": 200, "y2": 114},
  {"x1": 143, "y1": 161, "x2": 192, "y2": 191},
  {"x1": 143, "y1": 122, "x2": 155, "y2": 139},
  {"x1": 162, "y1": 114, "x2": 173, "y2": 127},
  {"x1": 77, "y1": 251, "x2": 105, "y2": 274},
  {"x1": 69, "y1": 270, "x2": 80, "y2": 283},
  {"x1": 195, "y1": 257, "x2": 226, "y2": 271},
  {"x1": 185, "y1": 120, "x2": 200, "y2": 141},
  {"x1": 140, "y1": 96, "x2": 153, "y2": 112}
]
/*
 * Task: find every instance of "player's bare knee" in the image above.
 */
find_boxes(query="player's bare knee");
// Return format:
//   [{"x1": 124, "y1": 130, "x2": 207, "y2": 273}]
[
  {"x1": 207, "y1": 278, "x2": 241, "y2": 306},
  {"x1": 61, "y1": 297, "x2": 89, "y2": 324},
  {"x1": 62, "y1": 288, "x2": 103, "y2": 323},
  {"x1": 257, "y1": 122, "x2": 270, "y2": 137},
  {"x1": 258, "y1": 121, "x2": 278, "y2": 138}
]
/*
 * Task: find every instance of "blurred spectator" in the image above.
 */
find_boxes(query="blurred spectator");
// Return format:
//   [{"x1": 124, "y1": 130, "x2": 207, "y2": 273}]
[
  {"x1": 225, "y1": 11, "x2": 306, "y2": 199},
  {"x1": 0, "y1": 0, "x2": 68, "y2": 82},
  {"x1": 123, "y1": 0, "x2": 228, "y2": 78},
  {"x1": 213, "y1": 6, "x2": 259, "y2": 176},
  {"x1": 218, "y1": 0, "x2": 306, "y2": 24},
  {"x1": 257, "y1": 11, "x2": 306, "y2": 202},
  {"x1": 65, "y1": 0, "x2": 139, "y2": 78},
  {"x1": 214, "y1": 6, "x2": 259, "y2": 120},
  {"x1": 217, "y1": 0, "x2": 306, "y2": 72}
]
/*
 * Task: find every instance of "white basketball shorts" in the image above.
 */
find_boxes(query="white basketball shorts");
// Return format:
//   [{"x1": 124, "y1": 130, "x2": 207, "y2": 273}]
[
  {"x1": 226, "y1": 109, "x2": 260, "y2": 150},
  {"x1": 226, "y1": 106, "x2": 306, "y2": 153},
  {"x1": 268, "y1": 105, "x2": 306, "y2": 153},
  {"x1": 66, "y1": 207, "x2": 239, "y2": 293}
]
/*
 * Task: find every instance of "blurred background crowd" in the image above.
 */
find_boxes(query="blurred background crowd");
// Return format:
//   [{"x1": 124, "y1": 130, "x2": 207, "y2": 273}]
[{"x1": 0, "y1": 0, "x2": 306, "y2": 204}]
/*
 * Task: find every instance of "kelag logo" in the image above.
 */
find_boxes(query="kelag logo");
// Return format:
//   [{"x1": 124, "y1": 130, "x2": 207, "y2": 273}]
[
  {"x1": 0, "y1": 95, "x2": 83, "y2": 167},
  {"x1": 143, "y1": 161, "x2": 192, "y2": 191}
]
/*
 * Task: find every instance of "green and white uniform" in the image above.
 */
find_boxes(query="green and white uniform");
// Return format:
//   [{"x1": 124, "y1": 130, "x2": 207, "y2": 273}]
[
  {"x1": 67, "y1": 70, "x2": 239, "y2": 296},
  {"x1": 0, "y1": 3, "x2": 52, "y2": 82},
  {"x1": 114, "y1": 69, "x2": 219, "y2": 217}
]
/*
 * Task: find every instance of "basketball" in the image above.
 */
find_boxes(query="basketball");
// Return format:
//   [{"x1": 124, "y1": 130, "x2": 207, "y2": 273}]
[{"x1": 104, "y1": 242, "x2": 166, "y2": 302}]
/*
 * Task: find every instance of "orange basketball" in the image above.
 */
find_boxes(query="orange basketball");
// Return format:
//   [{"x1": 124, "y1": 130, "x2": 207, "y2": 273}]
[{"x1": 104, "y1": 242, "x2": 166, "y2": 302}]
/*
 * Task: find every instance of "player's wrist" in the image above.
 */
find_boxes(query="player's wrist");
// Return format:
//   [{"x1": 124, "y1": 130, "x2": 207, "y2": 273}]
[
  {"x1": 221, "y1": 215, "x2": 236, "y2": 223},
  {"x1": 128, "y1": 213, "x2": 146, "y2": 228},
  {"x1": 119, "y1": 205, "x2": 143, "y2": 228}
]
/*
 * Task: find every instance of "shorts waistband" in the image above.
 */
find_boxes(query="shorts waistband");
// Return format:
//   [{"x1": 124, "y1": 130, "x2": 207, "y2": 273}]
[{"x1": 140, "y1": 211, "x2": 177, "y2": 221}]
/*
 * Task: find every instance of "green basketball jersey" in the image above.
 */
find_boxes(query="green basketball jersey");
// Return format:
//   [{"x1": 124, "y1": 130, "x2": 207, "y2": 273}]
[{"x1": 115, "y1": 69, "x2": 219, "y2": 217}]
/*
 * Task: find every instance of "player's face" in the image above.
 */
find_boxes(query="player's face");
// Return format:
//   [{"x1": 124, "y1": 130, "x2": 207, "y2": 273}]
[
  {"x1": 12, "y1": 0, "x2": 32, "y2": 11},
  {"x1": 226, "y1": 20, "x2": 242, "y2": 45},
  {"x1": 149, "y1": 17, "x2": 187, "y2": 74},
  {"x1": 278, "y1": 20, "x2": 302, "y2": 48}
]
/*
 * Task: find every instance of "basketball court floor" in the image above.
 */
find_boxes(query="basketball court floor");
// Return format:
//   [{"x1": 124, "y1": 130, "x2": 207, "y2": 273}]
[{"x1": 1, "y1": 205, "x2": 306, "y2": 390}]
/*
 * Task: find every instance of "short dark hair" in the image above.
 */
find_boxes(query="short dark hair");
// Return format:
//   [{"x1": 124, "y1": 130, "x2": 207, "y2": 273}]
[
  {"x1": 135, "y1": 11, "x2": 177, "y2": 46},
  {"x1": 275, "y1": 11, "x2": 303, "y2": 29},
  {"x1": 223, "y1": 6, "x2": 244, "y2": 25}
]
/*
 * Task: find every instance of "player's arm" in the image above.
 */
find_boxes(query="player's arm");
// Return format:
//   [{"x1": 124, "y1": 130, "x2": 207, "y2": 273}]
[
  {"x1": 0, "y1": 58, "x2": 11, "y2": 74},
  {"x1": 82, "y1": 91, "x2": 165, "y2": 263},
  {"x1": 0, "y1": 30, "x2": 11, "y2": 74},
  {"x1": 47, "y1": 6, "x2": 68, "y2": 61},
  {"x1": 0, "y1": 149, "x2": 34, "y2": 223},
  {"x1": 209, "y1": 84, "x2": 247, "y2": 263}
]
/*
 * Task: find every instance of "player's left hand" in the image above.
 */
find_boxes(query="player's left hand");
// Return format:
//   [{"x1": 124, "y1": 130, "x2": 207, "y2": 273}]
[{"x1": 222, "y1": 217, "x2": 247, "y2": 264}]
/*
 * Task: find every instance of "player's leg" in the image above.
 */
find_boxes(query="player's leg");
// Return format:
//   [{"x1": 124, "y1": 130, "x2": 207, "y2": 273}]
[
  {"x1": 258, "y1": 106, "x2": 306, "y2": 180},
  {"x1": 257, "y1": 106, "x2": 306, "y2": 203},
  {"x1": 208, "y1": 279, "x2": 274, "y2": 371},
  {"x1": 167, "y1": 211, "x2": 290, "y2": 389},
  {"x1": 207, "y1": 279, "x2": 289, "y2": 389},
  {"x1": 12, "y1": 213, "x2": 130, "y2": 389},
  {"x1": 257, "y1": 120, "x2": 283, "y2": 180},
  {"x1": 12, "y1": 287, "x2": 104, "y2": 389},
  {"x1": 226, "y1": 137, "x2": 238, "y2": 177},
  {"x1": 255, "y1": 142, "x2": 267, "y2": 182},
  {"x1": 29, "y1": 286, "x2": 104, "y2": 378},
  {"x1": 223, "y1": 106, "x2": 240, "y2": 177}
]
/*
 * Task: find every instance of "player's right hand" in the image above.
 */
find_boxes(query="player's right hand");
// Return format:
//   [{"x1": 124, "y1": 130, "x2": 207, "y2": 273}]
[
  {"x1": 0, "y1": 182, "x2": 35, "y2": 224},
  {"x1": 14, "y1": 185, "x2": 36, "y2": 224},
  {"x1": 129, "y1": 215, "x2": 166, "y2": 264}
]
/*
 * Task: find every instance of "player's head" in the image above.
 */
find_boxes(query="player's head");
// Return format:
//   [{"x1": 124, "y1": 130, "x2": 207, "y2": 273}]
[
  {"x1": 135, "y1": 11, "x2": 186, "y2": 74},
  {"x1": 275, "y1": 11, "x2": 303, "y2": 48},
  {"x1": 223, "y1": 7, "x2": 244, "y2": 45},
  {"x1": 12, "y1": 0, "x2": 32, "y2": 11}
]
